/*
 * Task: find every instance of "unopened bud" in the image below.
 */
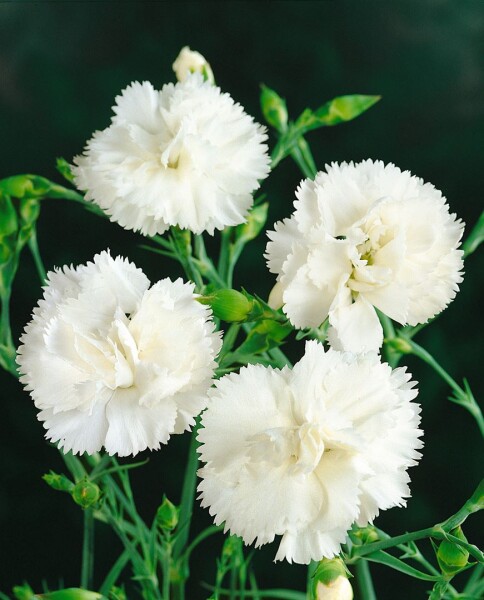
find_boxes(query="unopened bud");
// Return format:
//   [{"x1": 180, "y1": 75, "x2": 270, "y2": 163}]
[
  {"x1": 173, "y1": 46, "x2": 214, "y2": 84},
  {"x1": 268, "y1": 281, "x2": 284, "y2": 310},
  {"x1": 198, "y1": 289, "x2": 254, "y2": 322},
  {"x1": 311, "y1": 558, "x2": 352, "y2": 600},
  {"x1": 352, "y1": 525, "x2": 379, "y2": 545},
  {"x1": 315, "y1": 576, "x2": 353, "y2": 600},
  {"x1": 260, "y1": 85, "x2": 288, "y2": 132},
  {"x1": 43, "y1": 471, "x2": 74, "y2": 493},
  {"x1": 108, "y1": 586, "x2": 127, "y2": 600},
  {"x1": 437, "y1": 526, "x2": 470, "y2": 575},
  {"x1": 72, "y1": 478, "x2": 100, "y2": 509},
  {"x1": 386, "y1": 336, "x2": 412, "y2": 355},
  {"x1": 156, "y1": 495, "x2": 179, "y2": 531}
]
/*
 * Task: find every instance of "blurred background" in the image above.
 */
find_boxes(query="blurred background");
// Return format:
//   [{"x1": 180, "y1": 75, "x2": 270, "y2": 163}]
[{"x1": 0, "y1": 0, "x2": 482, "y2": 598}]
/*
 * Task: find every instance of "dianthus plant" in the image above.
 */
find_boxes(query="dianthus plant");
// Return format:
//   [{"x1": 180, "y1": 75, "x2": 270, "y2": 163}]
[{"x1": 0, "y1": 47, "x2": 483, "y2": 600}]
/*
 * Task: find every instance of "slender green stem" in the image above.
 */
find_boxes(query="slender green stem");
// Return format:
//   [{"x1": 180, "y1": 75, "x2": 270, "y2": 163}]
[
  {"x1": 81, "y1": 508, "x2": 95, "y2": 589},
  {"x1": 173, "y1": 419, "x2": 201, "y2": 561},
  {"x1": 0, "y1": 287, "x2": 13, "y2": 348},
  {"x1": 306, "y1": 561, "x2": 317, "y2": 596},
  {"x1": 352, "y1": 480, "x2": 483, "y2": 560},
  {"x1": 268, "y1": 346, "x2": 292, "y2": 368},
  {"x1": 405, "y1": 338, "x2": 484, "y2": 437},
  {"x1": 352, "y1": 527, "x2": 435, "y2": 559},
  {"x1": 462, "y1": 210, "x2": 484, "y2": 258},
  {"x1": 28, "y1": 227, "x2": 46, "y2": 282},
  {"x1": 290, "y1": 138, "x2": 317, "y2": 179},
  {"x1": 355, "y1": 560, "x2": 377, "y2": 600},
  {"x1": 218, "y1": 228, "x2": 232, "y2": 285},
  {"x1": 162, "y1": 539, "x2": 171, "y2": 600},
  {"x1": 464, "y1": 563, "x2": 484, "y2": 593},
  {"x1": 184, "y1": 524, "x2": 223, "y2": 560},
  {"x1": 98, "y1": 549, "x2": 131, "y2": 595}
]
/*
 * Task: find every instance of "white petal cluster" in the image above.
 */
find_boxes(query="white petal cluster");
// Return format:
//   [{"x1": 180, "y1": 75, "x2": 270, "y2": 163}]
[
  {"x1": 73, "y1": 74, "x2": 270, "y2": 236},
  {"x1": 17, "y1": 251, "x2": 221, "y2": 457},
  {"x1": 266, "y1": 160, "x2": 464, "y2": 352},
  {"x1": 198, "y1": 341, "x2": 423, "y2": 564}
]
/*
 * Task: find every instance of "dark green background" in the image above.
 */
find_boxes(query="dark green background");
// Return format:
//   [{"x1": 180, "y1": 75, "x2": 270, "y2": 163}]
[{"x1": 0, "y1": 1, "x2": 482, "y2": 598}]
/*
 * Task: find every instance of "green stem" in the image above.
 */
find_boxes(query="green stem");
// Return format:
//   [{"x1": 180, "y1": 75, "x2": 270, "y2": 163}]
[
  {"x1": 98, "y1": 549, "x2": 130, "y2": 595},
  {"x1": 218, "y1": 228, "x2": 232, "y2": 285},
  {"x1": 355, "y1": 560, "x2": 377, "y2": 600},
  {"x1": 353, "y1": 481, "x2": 483, "y2": 561},
  {"x1": 405, "y1": 338, "x2": 484, "y2": 437},
  {"x1": 81, "y1": 508, "x2": 95, "y2": 589},
  {"x1": 172, "y1": 419, "x2": 201, "y2": 561},
  {"x1": 290, "y1": 139, "x2": 317, "y2": 179},
  {"x1": 462, "y1": 210, "x2": 484, "y2": 258},
  {"x1": 378, "y1": 312, "x2": 401, "y2": 368},
  {"x1": 183, "y1": 524, "x2": 223, "y2": 560},
  {"x1": 28, "y1": 226, "x2": 46, "y2": 282},
  {"x1": 306, "y1": 561, "x2": 317, "y2": 596},
  {"x1": 463, "y1": 563, "x2": 484, "y2": 594},
  {"x1": 162, "y1": 540, "x2": 171, "y2": 600}
]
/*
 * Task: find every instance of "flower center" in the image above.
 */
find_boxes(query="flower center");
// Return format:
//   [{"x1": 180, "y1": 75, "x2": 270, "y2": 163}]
[
  {"x1": 346, "y1": 215, "x2": 395, "y2": 294},
  {"x1": 247, "y1": 423, "x2": 327, "y2": 475}
]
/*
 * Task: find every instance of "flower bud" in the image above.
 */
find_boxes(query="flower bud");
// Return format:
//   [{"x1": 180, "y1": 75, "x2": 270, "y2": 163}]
[
  {"x1": 437, "y1": 526, "x2": 470, "y2": 575},
  {"x1": 260, "y1": 85, "x2": 288, "y2": 132},
  {"x1": 42, "y1": 471, "x2": 74, "y2": 493},
  {"x1": 108, "y1": 586, "x2": 127, "y2": 600},
  {"x1": 156, "y1": 495, "x2": 179, "y2": 531},
  {"x1": 13, "y1": 584, "x2": 34, "y2": 600},
  {"x1": 221, "y1": 535, "x2": 243, "y2": 562},
  {"x1": 311, "y1": 558, "x2": 353, "y2": 600},
  {"x1": 315, "y1": 577, "x2": 353, "y2": 600},
  {"x1": 352, "y1": 525, "x2": 379, "y2": 545},
  {"x1": 198, "y1": 289, "x2": 254, "y2": 322},
  {"x1": 172, "y1": 46, "x2": 214, "y2": 84},
  {"x1": 72, "y1": 477, "x2": 100, "y2": 509},
  {"x1": 268, "y1": 281, "x2": 284, "y2": 310},
  {"x1": 385, "y1": 336, "x2": 412, "y2": 355}
]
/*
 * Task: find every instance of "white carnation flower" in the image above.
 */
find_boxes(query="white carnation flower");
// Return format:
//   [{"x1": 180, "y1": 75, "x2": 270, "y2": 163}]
[
  {"x1": 73, "y1": 74, "x2": 270, "y2": 236},
  {"x1": 172, "y1": 46, "x2": 214, "y2": 83},
  {"x1": 198, "y1": 341, "x2": 423, "y2": 564},
  {"x1": 17, "y1": 251, "x2": 221, "y2": 456},
  {"x1": 266, "y1": 160, "x2": 464, "y2": 352}
]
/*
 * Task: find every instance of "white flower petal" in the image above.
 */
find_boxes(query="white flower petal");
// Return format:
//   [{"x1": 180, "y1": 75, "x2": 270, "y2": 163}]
[
  {"x1": 73, "y1": 73, "x2": 270, "y2": 235},
  {"x1": 17, "y1": 252, "x2": 220, "y2": 456},
  {"x1": 328, "y1": 293, "x2": 383, "y2": 353},
  {"x1": 198, "y1": 341, "x2": 422, "y2": 563},
  {"x1": 265, "y1": 160, "x2": 464, "y2": 351}
]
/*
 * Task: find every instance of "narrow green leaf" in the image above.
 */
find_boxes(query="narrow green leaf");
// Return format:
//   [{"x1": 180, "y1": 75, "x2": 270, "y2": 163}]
[
  {"x1": 296, "y1": 94, "x2": 381, "y2": 132},
  {"x1": 364, "y1": 550, "x2": 440, "y2": 581}
]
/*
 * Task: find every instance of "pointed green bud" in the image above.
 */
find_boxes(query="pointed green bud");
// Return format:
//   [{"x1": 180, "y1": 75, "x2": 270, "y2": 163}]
[
  {"x1": 72, "y1": 477, "x2": 100, "y2": 509},
  {"x1": 156, "y1": 495, "x2": 179, "y2": 531},
  {"x1": 310, "y1": 558, "x2": 353, "y2": 600},
  {"x1": 56, "y1": 157, "x2": 75, "y2": 184},
  {"x1": 352, "y1": 525, "x2": 379, "y2": 545},
  {"x1": 108, "y1": 586, "x2": 126, "y2": 600},
  {"x1": 43, "y1": 471, "x2": 75, "y2": 493},
  {"x1": 260, "y1": 85, "x2": 288, "y2": 132},
  {"x1": 39, "y1": 590, "x2": 102, "y2": 600},
  {"x1": 13, "y1": 584, "x2": 35, "y2": 600},
  {"x1": 386, "y1": 336, "x2": 412, "y2": 355},
  {"x1": 198, "y1": 289, "x2": 254, "y2": 322},
  {"x1": 437, "y1": 526, "x2": 470, "y2": 576}
]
